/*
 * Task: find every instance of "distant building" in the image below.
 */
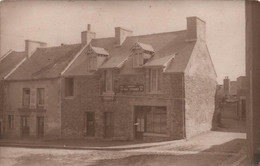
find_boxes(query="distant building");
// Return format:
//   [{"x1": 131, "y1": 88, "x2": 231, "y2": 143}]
[
  {"x1": 2, "y1": 17, "x2": 217, "y2": 141},
  {"x1": 222, "y1": 76, "x2": 247, "y2": 120}
]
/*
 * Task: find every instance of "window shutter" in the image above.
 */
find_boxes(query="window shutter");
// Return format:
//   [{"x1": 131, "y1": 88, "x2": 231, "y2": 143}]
[{"x1": 30, "y1": 88, "x2": 37, "y2": 108}]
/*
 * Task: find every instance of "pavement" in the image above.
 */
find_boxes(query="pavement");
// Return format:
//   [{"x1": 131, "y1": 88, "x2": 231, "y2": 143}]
[
  {"x1": 0, "y1": 131, "x2": 248, "y2": 166},
  {"x1": 0, "y1": 137, "x2": 186, "y2": 151}
]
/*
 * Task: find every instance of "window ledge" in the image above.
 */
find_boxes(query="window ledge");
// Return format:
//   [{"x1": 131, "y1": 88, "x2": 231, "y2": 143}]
[
  {"x1": 147, "y1": 91, "x2": 163, "y2": 95},
  {"x1": 101, "y1": 91, "x2": 115, "y2": 100},
  {"x1": 18, "y1": 108, "x2": 47, "y2": 113},
  {"x1": 64, "y1": 96, "x2": 75, "y2": 100}
]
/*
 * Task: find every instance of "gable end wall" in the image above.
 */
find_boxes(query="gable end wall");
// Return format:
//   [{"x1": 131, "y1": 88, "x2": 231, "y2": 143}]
[{"x1": 184, "y1": 41, "x2": 217, "y2": 138}]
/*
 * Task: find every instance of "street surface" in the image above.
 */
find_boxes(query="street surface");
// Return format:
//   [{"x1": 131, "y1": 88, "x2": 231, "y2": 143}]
[{"x1": 0, "y1": 131, "x2": 246, "y2": 166}]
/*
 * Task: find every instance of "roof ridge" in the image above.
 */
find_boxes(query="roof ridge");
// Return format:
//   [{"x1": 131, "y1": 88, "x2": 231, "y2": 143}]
[
  {"x1": 130, "y1": 30, "x2": 186, "y2": 38},
  {"x1": 38, "y1": 43, "x2": 81, "y2": 50}
]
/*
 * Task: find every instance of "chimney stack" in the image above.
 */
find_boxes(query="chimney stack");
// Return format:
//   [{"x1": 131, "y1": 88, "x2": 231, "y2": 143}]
[
  {"x1": 115, "y1": 27, "x2": 133, "y2": 46},
  {"x1": 25, "y1": 40, "x2": 47, "y2": 58},
  {"x1": 223, "y1": 76, "x2": 230, "y2": 96},
  {"x1": 81, "y1": 24, "x2": 96, "y2": 46},
  {"x1": 186, "y1": 17, "x2": 206, "y2": 42}
]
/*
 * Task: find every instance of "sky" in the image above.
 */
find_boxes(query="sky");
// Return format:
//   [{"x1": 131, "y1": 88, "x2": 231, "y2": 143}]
[{"x1": 0, "y1": 0, "x2": 245, "y2": 83}]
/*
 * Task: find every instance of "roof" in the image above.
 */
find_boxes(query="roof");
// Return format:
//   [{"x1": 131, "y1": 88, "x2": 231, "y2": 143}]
[
  {"x1": 134, "y1": 42, "x2": 154, "y2": 52},
  {"x1": 0, "y1": 51, "x2": 26, "y2": 79},
  {"x1": 64, "y1": 30, "x2": 196, "y2": 76},
  {"x1": 7, "y1": 44, "x2": 82, "y2": 80},
  {"x1": 91, "y1": 46, "x2": 109, "y2": 55},
  {"x1": 144, "y1": 54, "x2": 175, "y2": 67}
]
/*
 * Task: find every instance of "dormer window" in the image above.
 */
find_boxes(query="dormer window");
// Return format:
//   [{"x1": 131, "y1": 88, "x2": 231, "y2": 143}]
[
  {"x1": 133, "y1": 52, "x2": 143, "y2": 68},
  {"x1": 86, "y1": 45, "x2": 109, "y2": 71},
  {"x1": 131, "y1": 42, "x2": 154, "y2": 68},
  {"x1": 89, "y1": 55, "x2": 97, "y2": 71}
]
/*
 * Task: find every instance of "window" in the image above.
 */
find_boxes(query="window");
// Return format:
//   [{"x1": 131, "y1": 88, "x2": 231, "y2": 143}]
[
  {"x1": 105, "y1": 70, "x2": 113, "y2": 92},
  {"x1": 65, "y1": 78, "x2": 74, "y2": 97},
  {"x1": 89, "y1": 56, "x2": 97, "y2": 70},
  {"x1": 133, "y1": 53, "x2": 143, "y2": 68},
  {"x1": 37, "y1": 88, "x2": 45, "y2": 108},
  {"x1": 146, "y1": 107, "x2": 167, "y2": 134},
  {"x1": 149, "y1": 69, "x2": 161, "y2": 92},
  {"x1": 23, "y1": 88, "x2": 30, "y2": 107},
  {"x1": 8, "y1": 115, "x2": 14, "y2": 129}
]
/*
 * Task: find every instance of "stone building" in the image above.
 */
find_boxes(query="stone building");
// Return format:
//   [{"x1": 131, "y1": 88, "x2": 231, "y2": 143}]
[
  {"x1": 0, "y1": 50, "x2": 27, "y2": 138},
  {"x1": 222, "y1": 76, "x2": 247, "y2": 120},
  {"x1": 3, "y1": 16, "x2": 217, "y2": 141}
]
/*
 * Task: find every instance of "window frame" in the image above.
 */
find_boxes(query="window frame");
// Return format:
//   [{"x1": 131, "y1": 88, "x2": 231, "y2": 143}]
[
  {"x1": 64, "y1": 77, "x2": 74, "y2": 97},
  {"x1": 37, "y1": 88, "x2": 45, "y2": 108},
  {"x1": 146, "y1": 106, "x2": 167, "y2": 134},
  {"x1": 22, "y1": 88, "x2": 30, "y2": 108},
  {"x1": 148, "y1": 68, "x2": 162, "y2": 93},
  {"x1": 88, "y1": 55, "x2": 97, "y2": 71},
  {"x1": 133, "y1": 52, "x2": 144, "y2": 68},
  {"x1": 105, "y1": 70, "x2": 113, "y2": 93}
]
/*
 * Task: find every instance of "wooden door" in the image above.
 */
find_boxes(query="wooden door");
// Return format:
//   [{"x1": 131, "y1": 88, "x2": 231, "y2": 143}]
[
  {"x1": 134, "y1": 106, "x2": 148, "y2": 140},
  {"x1": 37, "y1": 117, "x2": 44, "y2": 138},
  {"x1": 85, "y1": 112, "x2": 95, "y2": 136},
  {"x1": 21, "y1": 116, "x2": 29, "y2": 138},
  {"x1": 104, "y1": 112, "x2": 114, "y2": 138}
]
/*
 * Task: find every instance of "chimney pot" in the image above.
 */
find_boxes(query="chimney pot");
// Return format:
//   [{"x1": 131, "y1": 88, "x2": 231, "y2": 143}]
[{"x1": 81, "y1": 25, "x2": 96, "y2": 45}]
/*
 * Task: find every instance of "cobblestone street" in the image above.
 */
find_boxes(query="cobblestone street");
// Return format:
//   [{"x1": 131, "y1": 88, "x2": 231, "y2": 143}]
[{"x1": 0, "y1": 131, "x2": 246, "y2": 166}]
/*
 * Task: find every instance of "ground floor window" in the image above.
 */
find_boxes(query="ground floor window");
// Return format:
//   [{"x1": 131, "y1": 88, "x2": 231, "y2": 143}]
[
  {"x1": 8, "y1": 115, "x2": 14, "y2": 129},
  {"x1": 146, "y1": 106, "x2": 167, "y2": 134}
]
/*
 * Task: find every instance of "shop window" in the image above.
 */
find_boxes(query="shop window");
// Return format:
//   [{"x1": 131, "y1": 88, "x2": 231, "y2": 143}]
[
  {"x1": 8, "y1": 115, "x2": 14, "y2": 129},
  {"x1": 148, "y1": 68, "x2": 161, "y2": 93},
  {"x1": 22, "y1": 88, "x2": 30, "y2": 107},
  {"x1": 89, "y1": 56, "x2": 97, "y2": 71},
  {"x1": 65, "y1": 78, "x2": 74, "y2": 97},
  {"x1": 37, "y1": 88, "x2": 45, "y2": 108},
  {"x1": 146, "y1": 107, "x2": 167, "y2": 134}
]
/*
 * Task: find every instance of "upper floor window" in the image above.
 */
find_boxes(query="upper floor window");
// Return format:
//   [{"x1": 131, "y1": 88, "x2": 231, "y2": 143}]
[
  {"x1": 89, "y1": 56, "x2": 97, "y2": 71},
  {"x1": 133, "y1": 53, "x2": 144, "y2": 68},
  {"x1": 37, "y1": 88, "x2": 45, "y2": 108},
  {"x1": 105, "y1": 70, "x2": 113, "y2": 92},
  {"x1": 65, "y1": 78, "x2": 74, "y2": 97},
  {"x1": 148, "y1": 68, "x2": 161, "y2": 93},
  {"x1": 23, "y1": 88, "x2": 30, "y2": 107}
]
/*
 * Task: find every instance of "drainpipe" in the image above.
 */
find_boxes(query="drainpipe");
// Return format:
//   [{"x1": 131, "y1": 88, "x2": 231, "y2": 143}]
[{"x1": 182, "y1": 73, "x2": 186, "y2": 139}]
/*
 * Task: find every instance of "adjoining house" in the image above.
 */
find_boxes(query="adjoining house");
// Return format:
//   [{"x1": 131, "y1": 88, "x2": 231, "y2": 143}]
[
  {"x1": 3, "y1": 16, "x2": 217, "y2": 141},
  {"x1": 222, "y1": 76, "x2": 247, "y2": 120},
  {"x1": 0, "y1": 49, "x2": 29, "y2": 138}
]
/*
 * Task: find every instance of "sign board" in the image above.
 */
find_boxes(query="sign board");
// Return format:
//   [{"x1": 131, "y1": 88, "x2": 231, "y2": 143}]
[{"x1": 119, "y1": 85, "x2": 144, "y2": 92}]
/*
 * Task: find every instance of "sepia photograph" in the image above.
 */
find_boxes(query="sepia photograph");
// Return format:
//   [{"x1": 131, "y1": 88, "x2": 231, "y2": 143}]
[{"x1": 0, "y1": 0, "x2": 258, "y2": 165}]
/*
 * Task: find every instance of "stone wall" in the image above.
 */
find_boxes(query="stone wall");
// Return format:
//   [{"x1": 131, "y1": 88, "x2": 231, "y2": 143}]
[
  {"x1": 184, "y1": 41, "x2": 217, "y2": 138},
  {"x1": 61, "y1": 72, "x2": 185, "y2": 140},
  {"x1": 3, "y1": 78, "x2": 62, "y2": 139}
]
